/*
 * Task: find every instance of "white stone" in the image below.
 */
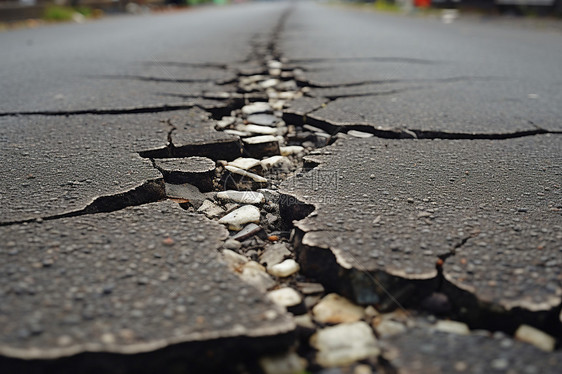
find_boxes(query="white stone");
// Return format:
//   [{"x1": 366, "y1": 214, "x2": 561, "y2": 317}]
[
  {"x1": 260, "y1": 243, "x2": 291, "y2": 267},
  {"x1": 223, "y1": 239, "x2": 241, "y2": 250},
  {"x1": 259, "y1": 79, "x2": 280, "y2": 89},
  {"x1": 434, "y1": 320, "x2": 470, "y2": 335},
  {"x1": 216, "y1": 116, "x2": 236, "y2": 129},
  {"x1": 228, "y1": 157, "x2": 261, "y2": 171},
  {"x1": 268, "y1": 259, "x2": 300, "y2": 278},
  {"x1": 245, "y1": 124, "x2": 279, "y2": 136},
  {"x1": 222, "y1": 249, "x2": 248, "y2": 271},
  {"x1": 224, "y1": 129, "x2": 251, "y2": 137},
  {"x1": 294, "y1": 314, "x2": 316, "y2": 329},
  {"x1": 267, "y1": 288, "x2": 302, "y2": 308},
  {"x1": 374, "y1": 319, "x2": 406, "y2": 337},
  {"x1": 243, "y1": 135, "x2": 279, "y2": 145},
  {"x1": 268, "y1": 60, "x2": 283, "y2": 69},
  {"x1": 261, "y1": 155, "x2": 291, "y2": 170},
  {"x1": 271, "y1": 100, "x2": 286, "y2": 111},
  {"x1": 354, "y1": 364, "x2": 373, "y2": 374},
  {"x1": 310, "y1": 322, "x2": 380, "y2": 367},
  {"x1": 515, "y1": 324, "x2": 555, "y2": 352},
  {"x1": 218, "y1": 205, "x2": 261, "y2": 231},
  {"x1": 240, "y1": 265, "x2": 275, "y2": 292},
  {"x1": 225, "y1": 165, "x2": 268, "y2": 183},
  {"x1": 280, "y1": 145, "x2": 304, "y2": 156},
  {"x1": 197, "y1": 200, "x2": 225, "y2": 219},
  {"x1": 279, "y1": 92, "x2": 296, "y2": 100},
  {"x1": 259, "y1": 352, "x2": 306, "y2": 374},
  {"x1": 348, "y1": 130, "x2": 374, "y2": 138},
  {"x1": 242, "y1": 102, "x2": 272, "y2": 115},
  {"x1": 312, "y1": 293, "x2": 365, "y2": 324},
  {"x1": 243, "y1": 260, "x2": 263, "y2": 270},
  {"x1": 216, "y1": 190, "x2": 265, "y2": 205}
]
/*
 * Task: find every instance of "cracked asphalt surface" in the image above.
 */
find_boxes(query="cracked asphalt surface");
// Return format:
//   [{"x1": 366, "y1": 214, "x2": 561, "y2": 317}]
[{"x1": 1, "y1": 1, "x2": 561, "y2": 373}]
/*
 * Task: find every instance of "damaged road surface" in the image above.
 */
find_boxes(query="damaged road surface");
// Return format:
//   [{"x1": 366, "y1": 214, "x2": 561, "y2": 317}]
[{"x1": 1, "y1": 1, "x2": 561, "y2": 373}]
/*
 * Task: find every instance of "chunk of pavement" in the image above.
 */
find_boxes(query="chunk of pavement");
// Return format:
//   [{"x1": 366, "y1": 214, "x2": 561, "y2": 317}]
[
  {"x1": 434, "y1": 320, "x2": 470, "y2": 335},
  {"x1": 347, "y1": 130, "x2": 374, "y2": 138},
  {"x1": 155, "y1": 157, "x2": 216, "y2": 192},
  {"x1": 310, "y1": 322, "x2": 379, "y2": 367},
  {"x1": 242, "y1": 102, "x2": 273, "y2": 116},
  {"x1": 312, "y1": 293, "x2": 366, "y2": 324},
  {"x1": 259, "y1": 351, "x2": 307, "y2": 374},
  {"x1": 218, "y1": 205, "x2": 261, "y2": 231},
  {"x1": 241, "y1": 124, "x2": 279, "y2": 136},
  {"x1": 260, "y1": 243, "x2": 292, "y2": 267},
  {"x1": 228, "y1": 157, "x2": 262, "y2": 172},
  {"x1": 267, "y1": 288, "x2": 302, "y2": 309},
  {"x1": 280, "y1": 136, "x2": 562, "y2": 321},
  {"x1": 217, "y1": 190, "x2": 265, "y2": 205},
  {"x1": 232, "y1": 223, "x2": 264, "y2": 241},
  {"x1": 279, "y1": 145, "x2": 304, "y2": 156},
  {"x1": 197, "y1": 199, "x2": 226, "y2": 219},
  {"x1": 383, "y1": 325, "x2": 562, "y2": 374},
  {"x1": 0, "y1": 201, "x2": 294, "y2": 365},
  {"x1": 243, "y1": 135, "x2": 281, "y2": 158},
  {"x1": 222, "y1": 249, "x2": 249, "y2": 271},
  {"x1": 225, "y1": 165, "x2": 268, "y2": 183},
  {"x1": 261, "y1": 156, "x2": 291, "y2": 170},
  {"x1": 165, "y1": 182, "x2": 206, "y2": 208},
  {"x1": 267, "y1": 259, "x2": 300, "y2": 278},
  {"x1": 240, "y1": 264, "x2": 276, "y2": 293},
  {"x1": 247, "y1": 114, "x2": 280, "y2": 127},
  {"x1": 0, "y1": 113, "x2": 167, "y2": 223},
  {"x1": 515, "y1": 325, "x2": 556, "y2": 352},
  {"x1": 170, "y1": 109, "x2": 242, "y2": 161}
]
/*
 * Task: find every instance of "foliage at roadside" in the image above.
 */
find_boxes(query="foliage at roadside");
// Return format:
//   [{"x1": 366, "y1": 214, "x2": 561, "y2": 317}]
[
  {"x1": 373, "y1": 0, "x2": 401, "y2": 13},
  {"x1": 43, "y1": 5, "x2": 94, "y2": 22}
]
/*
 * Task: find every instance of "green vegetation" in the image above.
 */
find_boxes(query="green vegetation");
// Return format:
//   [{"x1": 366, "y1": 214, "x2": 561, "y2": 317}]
[
  {"x1": 373, "y1": 0, "x2": 401, "y2": 13},
  {"x1": 43, "y1": 5, "x2": 93, "y2": 22}
]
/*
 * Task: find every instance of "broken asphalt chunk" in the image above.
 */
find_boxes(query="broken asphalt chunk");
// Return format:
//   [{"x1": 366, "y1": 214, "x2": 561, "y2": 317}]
[
  {"x1": 243, "y1": 135, "x2": 281, "y2": 159},
  {"x1": 0, "y1": 201, "x2": 294, "y2": 368},
  {"x1": 383, "y1": 325, "x2": 562, "y2": 373},
  {"x1": 155, "y1": 156, "x2": 215, "y2": 192},
  {"x1": 280, "y1": 135, "x2": 562, "y2": 332}
]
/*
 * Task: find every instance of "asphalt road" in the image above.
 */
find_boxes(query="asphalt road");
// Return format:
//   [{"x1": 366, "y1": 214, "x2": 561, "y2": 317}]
[{"x1": 0, "y1": 1, "x2": 561, "y2": 373}]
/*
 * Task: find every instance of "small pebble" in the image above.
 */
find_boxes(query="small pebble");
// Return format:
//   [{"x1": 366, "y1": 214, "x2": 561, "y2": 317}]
[
  {"x1": 218, "y1": 205, "x2": 261, "y2": 231},
  {"x1": 268, "y1": 259, "x2": 300, "y2": 278},
  {"x1": 267, "y1": 288, "x2": 302, "y2": 308},
  {"x1": 515, "y1": 324, "x2": 555, "y2": 352}
]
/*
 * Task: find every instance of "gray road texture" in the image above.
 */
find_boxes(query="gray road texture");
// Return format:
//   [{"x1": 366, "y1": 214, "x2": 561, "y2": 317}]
[
  {"x1": 1, "y1": 0, "x2": 562, "y2": 372},
  {"x1": 282, "y1": 3, "x2": 562, "y2": 135}
]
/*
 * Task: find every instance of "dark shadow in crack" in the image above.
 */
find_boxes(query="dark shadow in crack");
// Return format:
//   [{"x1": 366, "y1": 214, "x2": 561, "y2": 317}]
[{"x1": 0, "y1": 179, "x2": 166, "y2": 227}]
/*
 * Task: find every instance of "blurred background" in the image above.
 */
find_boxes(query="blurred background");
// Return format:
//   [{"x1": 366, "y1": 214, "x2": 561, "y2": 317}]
[{"x1": 1, "y1": 0, "x2": 561, "y2": 25}]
